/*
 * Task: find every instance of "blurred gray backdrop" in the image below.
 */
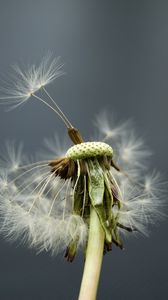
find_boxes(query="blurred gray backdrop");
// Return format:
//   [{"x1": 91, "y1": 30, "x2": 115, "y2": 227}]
[{"x1": 0, "y1": 0, "x2": 168, "y2": 299}]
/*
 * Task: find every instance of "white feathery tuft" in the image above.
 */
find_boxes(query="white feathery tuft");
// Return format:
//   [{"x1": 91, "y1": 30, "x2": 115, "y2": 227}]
[
  {"x1": 0, "y1": 145, "x2": 88, "y2": 255},
  {"x1": 117, "y1": 131, "x2": 151, "y2": 169},
  {"x1": 94, "y1": 111, "x2": 131, "y2": 141},
  {"x1": 0, "y1": 170, "x2": 9, "y2": 191},
  {"x1": 0, "y1": 141, "x2": 24, "y2": 173},
  {"x1": 115, "y1": 175, "x2": 165, "y2": 236},
  {"x1": 144, "y1": 171, "x2": 166, "y2": 197},
  {"x1": 0, "y1": 53, "x2": 64, "y2": 109},
  {"x1": 36, "y1": 53, "x2": 64, "y2": 88},
  {"x1": 40, "y1": 134, "x2": 70, "y2": 160}
]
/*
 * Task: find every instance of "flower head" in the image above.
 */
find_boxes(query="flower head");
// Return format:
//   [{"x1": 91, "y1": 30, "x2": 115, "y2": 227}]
[
  {"x1": 0, "y1": 56, "x2": 166, "y2": 261},
  {"x1": 0, "y1": 127, "x2": 164, "y2": 260}
]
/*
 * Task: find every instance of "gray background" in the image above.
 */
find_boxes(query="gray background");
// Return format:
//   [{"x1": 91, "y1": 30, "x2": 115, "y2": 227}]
[{"x1": 0, "y1": 0, "x2": 168, "y2": 299}]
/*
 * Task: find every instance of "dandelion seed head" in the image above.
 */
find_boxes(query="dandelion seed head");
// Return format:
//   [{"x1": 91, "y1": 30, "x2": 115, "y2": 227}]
[
  {"x1": 0, "y1": 125, "x2": 165, "y2": 257},
  {"x1": 0, "y1": 55, "x2": 166, "y2": 259}
]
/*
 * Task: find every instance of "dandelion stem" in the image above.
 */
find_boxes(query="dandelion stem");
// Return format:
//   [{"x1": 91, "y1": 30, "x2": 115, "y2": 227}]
[
  {"x1": 78, "y1": 206, "x2": 105, "y2": 300},
  {"x1": 32, "y1": 93, "x2": 70, "y2": 128}
]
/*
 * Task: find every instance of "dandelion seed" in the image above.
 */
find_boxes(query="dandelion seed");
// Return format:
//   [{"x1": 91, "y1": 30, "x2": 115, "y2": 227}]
[
  {"x1": 0, "y1": 53, "x2": 64, "y2": 103},
  {"x1": 0, "y1": 170, "x2": 8, "y2": 190},
  {"x1": 0, "y1": 53, "x2": 72, "y2": 128},
  {"x1": 94, "y1": 111, "x2": 131, "y2": 141},
  {"x1": 40, "y1": 134, "x2": 70, "y2": 160},
  {"x1": 144, "y1": 171, "x2": 167, "y2": 197},
  {"x1": 0, "y1": 55, "x2": 166, "y2": 300},
  {"x1": 0, "y1": 141, "x2": 24, "y2": 173},
  {"x1": 118, "y1": 131, "x2": 151, "y2": 169}
]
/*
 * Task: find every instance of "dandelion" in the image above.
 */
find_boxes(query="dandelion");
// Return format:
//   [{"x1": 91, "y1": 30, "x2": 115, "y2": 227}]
[{"x1": 0, "y1": 55, "x2": 166, "y2": 300}]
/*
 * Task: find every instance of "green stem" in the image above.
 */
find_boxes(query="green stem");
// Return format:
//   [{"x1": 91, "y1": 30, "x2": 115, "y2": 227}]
[{"x1": 78, "y1": 207, "x2": 105, "y2": 300}]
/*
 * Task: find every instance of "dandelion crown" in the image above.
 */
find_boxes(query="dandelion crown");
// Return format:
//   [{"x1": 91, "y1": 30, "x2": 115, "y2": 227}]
[{"x1": 0, "y1": 54, "x2": 164, "y2": 265}]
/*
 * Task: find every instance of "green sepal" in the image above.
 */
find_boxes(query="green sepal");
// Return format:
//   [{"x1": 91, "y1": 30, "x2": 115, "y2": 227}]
[
  {"x1": 104, "y1": 186, "x2": 114, "y2": 229},
  {"x1": 88, "y1": 159, "x2": 105, "y2": 206},
  {"x1": 73, "y1": 177, "x2": 84, "y2": 215},
  {"x1": 87, "y1": 159, "x2": 112, "y2": 244},
  {"x1": 103, "y1": 171, "x2": 114, "y2": 206}
]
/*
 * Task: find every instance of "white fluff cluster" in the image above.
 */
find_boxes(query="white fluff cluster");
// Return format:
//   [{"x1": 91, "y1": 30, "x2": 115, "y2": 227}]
[
  {"x1": 0, "y1": 53, "x2": 64, "y2": 109},
  {"x1": 0, "y1": 153, "x2": 88, "y2": 255}
]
